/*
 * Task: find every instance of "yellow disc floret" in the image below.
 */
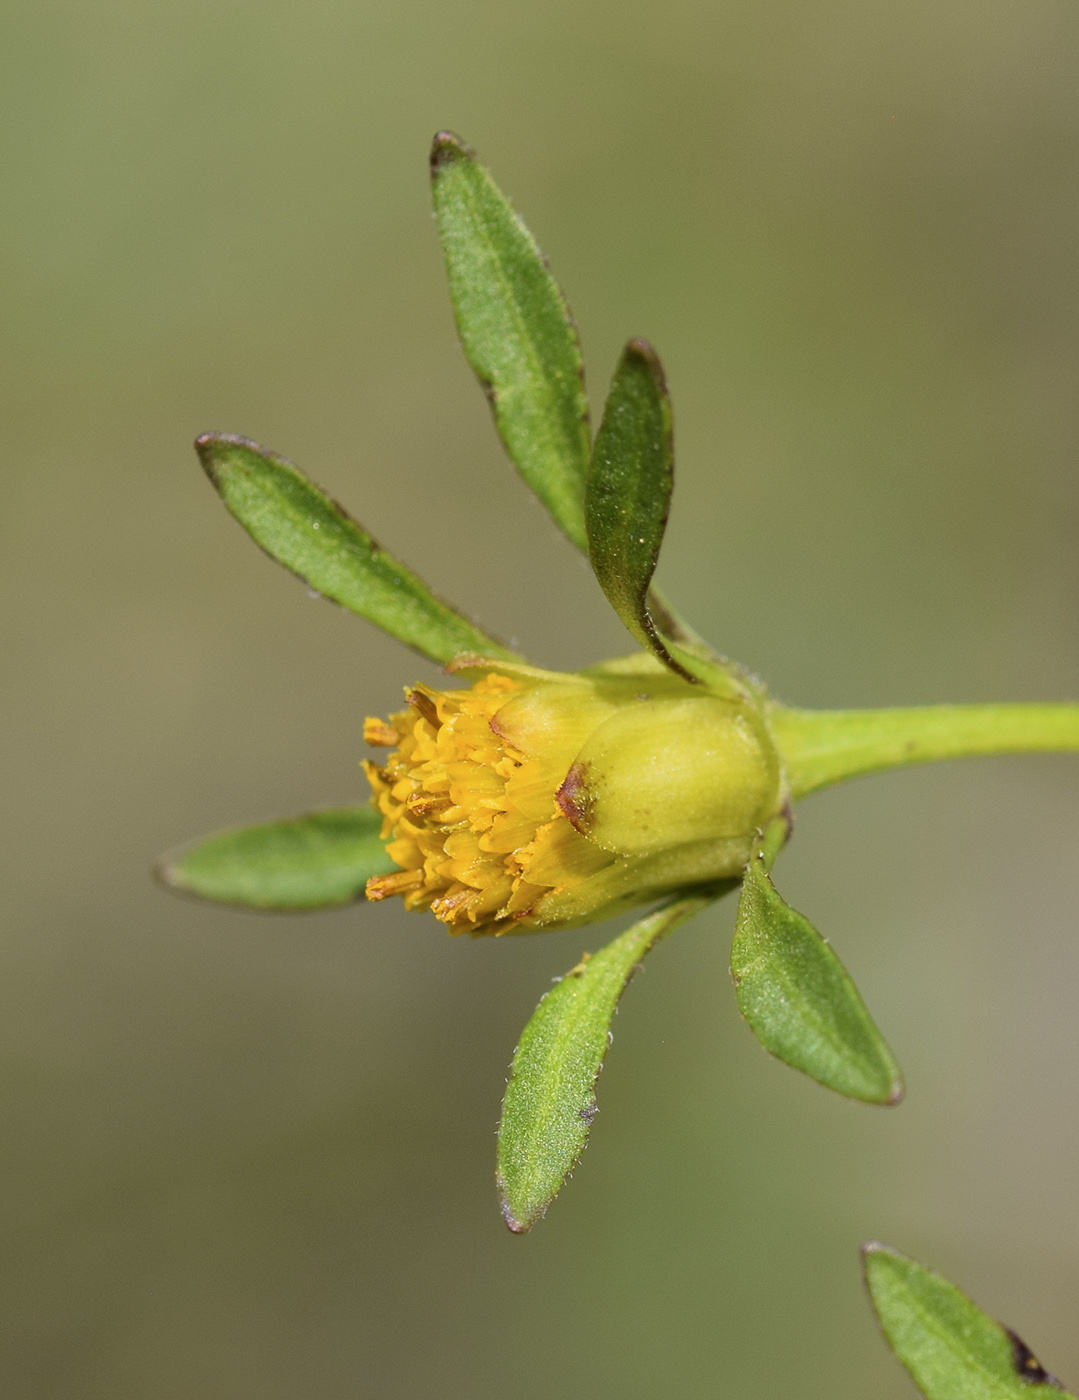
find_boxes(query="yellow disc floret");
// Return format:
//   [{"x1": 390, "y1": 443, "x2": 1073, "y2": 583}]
[{"x1": 363, "y1": 673, "x2": 611, "y2": 935}]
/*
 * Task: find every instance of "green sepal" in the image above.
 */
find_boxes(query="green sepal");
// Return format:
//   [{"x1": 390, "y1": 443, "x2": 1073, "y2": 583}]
[
  {"x1": 731, "y1": 851, "x2": 904, "y2": 1104},
  {"x1": 497, "y1": 896, "x2": 710, "y2": 1232},
  {"x1": 196, "y1": 433, "x2": 516, "y2": 665},
  {"x1": 586, "y1": 339, "x2": 692, "y2": 682},
  {"x1": 864, "y1": 1242, "x2": 1073, "y2": 1398},
  {"x1": 156, "y1": 807, "x2": 396, "y2": 910},
  {"x1": 665, "y1": 640, "x2": 760, "y2": 702},
  {"x1": 442, "y1": 653, "x2": 571, "y2": 684},
  {"x1": 430, "y1": 132, "x2": 591, "y2": 551}
]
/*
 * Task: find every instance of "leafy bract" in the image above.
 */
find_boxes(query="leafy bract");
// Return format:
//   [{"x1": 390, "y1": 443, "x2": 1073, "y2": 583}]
[
  {"x1": 731, "y1": 853, "x2": 903, "y2": 1104},
  {"x1": 864, "y1": 1243, "x2": 1072, "y2": 1399},
  {"x1": 157, "y1": 807, "x2": 395, "y2": 910},
  {"x1": 497, "y1": 896, "x2": 710, "y2": 1232},
  {"x1": 587, "y1": 339, "x2": 691, "y2": 681},
  {"x1": 197, "y1": 434, "x2": 515, "y2": 665},
  {"x1": 430, "y1": 132, "x2": 591, "y2": 551}
]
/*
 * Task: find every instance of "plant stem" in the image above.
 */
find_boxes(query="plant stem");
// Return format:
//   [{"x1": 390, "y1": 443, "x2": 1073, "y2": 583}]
[{"x1": 770, "y1": 702, "x2": 1079, "y2": 800}]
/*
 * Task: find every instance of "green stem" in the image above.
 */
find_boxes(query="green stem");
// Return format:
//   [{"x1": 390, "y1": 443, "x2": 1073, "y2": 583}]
[
  {"x1": 770, "y1": 702, "x2": 1079, "y2": 801},
  {"x1": 759, "y1": 814, "x2": 790, "y2": 871}
]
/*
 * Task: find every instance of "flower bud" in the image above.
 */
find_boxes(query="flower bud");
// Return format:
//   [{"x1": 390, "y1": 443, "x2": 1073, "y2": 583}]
[{"x1": 363, "y1": 655, "x2": 783, "y2": 936}]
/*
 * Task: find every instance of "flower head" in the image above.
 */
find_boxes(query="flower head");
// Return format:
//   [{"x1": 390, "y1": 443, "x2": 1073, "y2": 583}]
[{"x1": 363, "y1": 656, "x2": 784, "y2": 935}]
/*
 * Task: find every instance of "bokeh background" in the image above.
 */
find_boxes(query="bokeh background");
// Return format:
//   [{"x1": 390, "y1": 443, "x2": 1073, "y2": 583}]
[{"x1": 3, "y1": 1, "x2": 1079, "y2": 1394}]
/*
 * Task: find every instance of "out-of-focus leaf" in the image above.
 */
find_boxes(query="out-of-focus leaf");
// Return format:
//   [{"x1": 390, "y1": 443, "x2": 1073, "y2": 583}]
[
  {"x1": 430, "y1": 132, "x2": 591, "y2": 551},
  {"x1": 586, "y1": 338, "x2": 691, "y2": 681},
  {"x1": 196, "y1": 433, "x2": 516, "y2": 665},
  {"x1": 864, "y1": 1242, "x2": 1073, "y2": 1399},
  {"x1": 157, "y1": 807, "x2": 395, "y2": 910},
  {"x1": 497, "y1": 896, "x2": 709, "y2": 1233},
  {"x1": 731, "y1": 852, "x2": 903, "y2": 1104}
]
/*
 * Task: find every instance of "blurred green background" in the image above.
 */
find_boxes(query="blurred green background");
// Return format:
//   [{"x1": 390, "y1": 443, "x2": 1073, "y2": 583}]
[{"x1": 2, "y1": 0, "x2": 1079, "y2": 1394}]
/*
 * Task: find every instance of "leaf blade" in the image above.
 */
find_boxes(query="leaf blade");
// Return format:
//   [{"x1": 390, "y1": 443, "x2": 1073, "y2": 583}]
[
  {"x1": 497, "y1": 895, "x2": 709, "y2": 1233},
  {"x1": 731, "y1": 853, "x2": 903, "y2": 1104},
  {"x1": 430, "y1": 132, "x2": 591, "y2": 550},
  {"x1": 864, "y1": 1243, "x2": 1074, "y2": 1399},
  {"x1": 197, "y1": 433, "x2": 516, "y2": 665},
  {"x1": 157, "y1": 806, "x2": 395, "y2": 910},
  {"x1": 587, "y1": 339, "x2": 691, "y2": 681}
]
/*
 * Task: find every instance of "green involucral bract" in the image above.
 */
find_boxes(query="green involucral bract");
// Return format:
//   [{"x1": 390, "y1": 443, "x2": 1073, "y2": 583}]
[
  {"x1": 162, "y1": 131, "x2": 1079, "y2": 1230},
  {"x1": 430, "y1": 132, "x2": 591, "y2": 553},
  {"x1": 157, "y1": 808, "x2": 396, "y2": 911},
  {"x1": 497, "y1": 896, "x2": 714, "y2": 1233},
  {"x1": 197, "y1": 433, "x2": 516, "y2": 666},
  {"x1": 732, "y1": 845, "x2": 904, "y2": 1105},
  {"x1": 586, "y1": 337, "x2": 689, "y2": 680}
]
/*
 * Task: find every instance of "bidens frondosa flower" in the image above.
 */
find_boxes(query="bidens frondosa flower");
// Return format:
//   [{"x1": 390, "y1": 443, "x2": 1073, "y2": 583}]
[{"x1": 363, "y1": 655, "x2": 784, "y2": 935}]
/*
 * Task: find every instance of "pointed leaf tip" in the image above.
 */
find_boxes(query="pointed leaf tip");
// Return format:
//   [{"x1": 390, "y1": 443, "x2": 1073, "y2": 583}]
[
  {"x1": 194, "y1": 429, "x2": 242, "y2": 484},
  {"x1": 194, "y1": 432, "x2": 516, "y2": 664},
  {"x1": 731, "y1": 854, "x2": 904, "y2": 1104},
  {"x1": 864, "y1": 1242, "x2": 1074, "y2": 1398},
  {"x1": 429, "y1": 130, "x2": 472, "y2": 173},
  {"x1": 625, "y1": 336, "x2": 667, "y2": 385},
  {"x1": 499, "y1": 1197, "x2": 529, "y2": 1235}
]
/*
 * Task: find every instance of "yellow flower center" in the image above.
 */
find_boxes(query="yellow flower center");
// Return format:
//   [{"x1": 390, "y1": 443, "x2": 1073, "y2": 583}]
[{"x1": 363, "y1": 674, "x2": 609, "y2": 934}]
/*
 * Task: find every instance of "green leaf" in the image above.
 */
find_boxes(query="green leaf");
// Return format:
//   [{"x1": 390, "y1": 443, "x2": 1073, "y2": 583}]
[
  {"x1": 497, "y1": 895, "x2": 709, "y2": 1233},
  {"x1": 587, "y1": 339, "x2": 693, "y2": 683},
  {"x1": 196, "y1": 433, "x2": 516, "y2": 665},
  {"x1": 156, "y1": 807, "x2": 396, "y2": 910},
  {"x1": 430, "y1": 132, "x2": 591, "y2": 551},
  {"x1": 864, "y1": 1242, "x2": 1074, "y2": 1398},
  {"x1": 731, "y1": 852, "x2": 903, "y2": 1104}
]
